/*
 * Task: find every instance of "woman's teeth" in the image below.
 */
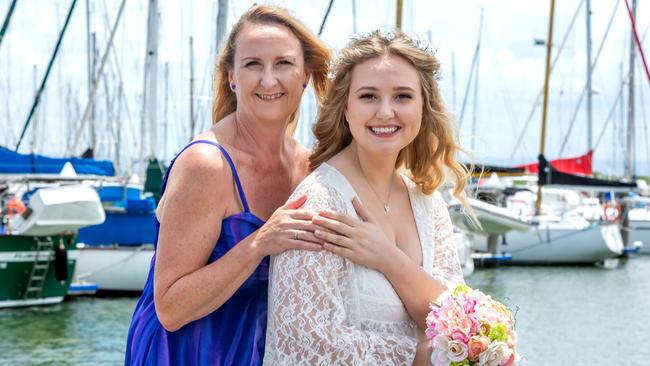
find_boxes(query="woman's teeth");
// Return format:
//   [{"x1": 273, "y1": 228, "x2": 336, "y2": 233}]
[
  {"x1": 370, "y1": 126, "x2": 398, "y2": 134},
  {"x1": 257, "y1": 93, "x2": 283, "y2": 100}
]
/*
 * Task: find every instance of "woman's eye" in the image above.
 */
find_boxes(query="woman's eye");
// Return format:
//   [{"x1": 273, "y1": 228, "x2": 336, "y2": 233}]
[
  {"x1": 244, "y1": 61, "x2": 260, "y2": 67},
  {"x1": 396, "y1": 93, "x2": 413, "y2": 100},
  {"x1": 277, "y1": 60, "x2": 293, "y2": 66},
  {"x1": 359, "y1": 93, "x2": 376, "y2": 100}
]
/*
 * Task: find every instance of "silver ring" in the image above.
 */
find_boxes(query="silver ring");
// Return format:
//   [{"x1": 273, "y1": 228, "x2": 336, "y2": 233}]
[{"x1": 293, "y1": 231, "x2": 299, "y2": 240}]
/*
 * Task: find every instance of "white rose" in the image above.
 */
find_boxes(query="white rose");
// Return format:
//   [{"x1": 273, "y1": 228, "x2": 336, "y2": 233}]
[
  {"x1": 477, "y1": 341, "x2": 509, "y2": 366},
  {"x1": 430, "y1": 335, "x2": 468, "y2": 365},
  {"x1": 446, "y1": 340, "x2": 468, "y2": 362}
]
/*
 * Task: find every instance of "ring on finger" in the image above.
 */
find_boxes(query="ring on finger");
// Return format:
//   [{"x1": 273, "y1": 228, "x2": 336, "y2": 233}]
[{"x1": 293, "y1": 231, "x2": 299, "y2": 240}]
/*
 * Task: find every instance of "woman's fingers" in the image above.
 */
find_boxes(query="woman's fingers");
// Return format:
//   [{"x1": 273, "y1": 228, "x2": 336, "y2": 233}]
[
  {"x1": 314, "y1": 229, "x2": 353, "y2": 248},
  {"x1": 283, "y1": 194, "x2": 307, "y2": 210},
  {"x1": 289, "y1": 209, "x2": 318, "y2": 220},
  {"x1": 317, "y1": 208, "x2": 358, "y2": 227},
  {"x1": 290, "y1": 229, "x2": 324, "y2": 245},
  {"x1": 311, "y1": 215, "x2": 353, "y2": 236},
  {"x1": 323, "y1": 242, "x2": 355, "y2": 259}
]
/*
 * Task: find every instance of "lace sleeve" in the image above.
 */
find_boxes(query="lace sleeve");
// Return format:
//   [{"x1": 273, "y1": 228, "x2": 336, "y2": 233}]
[
  {"x1": 431, "y1": 191, "x2": 465, "y2": 289},
  {"x1": 263, "y1": 176, "x2": 416, "y2": 365}
]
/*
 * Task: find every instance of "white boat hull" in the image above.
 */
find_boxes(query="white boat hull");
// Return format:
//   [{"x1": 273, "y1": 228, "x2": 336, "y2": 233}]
[
  {"x1": 10, "y1": 185, "x2": 105, "y2": 235},
  {"x1": 481, "y1": 219, "x2": 624, "y2": 264},
  {"x1": 73, "y1": 245, "x2": 154, "y2": 292},
  {"x1": 626, "y1": 208, "x2": 650, "y2": 254}
]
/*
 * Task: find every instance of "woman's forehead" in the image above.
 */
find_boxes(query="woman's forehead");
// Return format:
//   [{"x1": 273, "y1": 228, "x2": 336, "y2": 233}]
[{"x1": 234, "y1": 23, "x2": 303, "y2": 57}]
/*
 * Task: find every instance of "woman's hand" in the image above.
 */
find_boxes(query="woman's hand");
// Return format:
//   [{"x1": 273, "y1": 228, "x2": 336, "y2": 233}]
[
  {"x1": 311, "y1": 197, "x2": 399, "y2": 272},
  {"x1": 252, "y1": 194, "x2": 324, "y2": 257}
]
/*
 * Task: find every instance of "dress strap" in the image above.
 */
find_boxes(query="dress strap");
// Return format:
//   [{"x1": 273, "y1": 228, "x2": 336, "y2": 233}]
[{"x1": 160, "y1": 139, "x2": 251, "y2": 213}]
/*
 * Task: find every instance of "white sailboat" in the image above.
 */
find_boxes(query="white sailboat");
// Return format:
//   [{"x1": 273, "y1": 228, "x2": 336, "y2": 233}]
[{"x1": 449, "y1": 178, "x2": 625, "y2": 264}]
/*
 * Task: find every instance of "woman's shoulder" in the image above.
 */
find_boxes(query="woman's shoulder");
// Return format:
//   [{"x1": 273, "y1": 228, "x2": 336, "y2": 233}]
[{"x1": 291, "y1": 163, "x2": 355, "y2": 211}]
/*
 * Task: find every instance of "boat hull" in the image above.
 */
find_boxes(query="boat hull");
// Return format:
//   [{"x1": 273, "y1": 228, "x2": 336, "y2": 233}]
[
  {"x1": 73, "y1": 244, "x2": 154, "y2": 292},
  {"x1": 490, "y1": 222, "x2": 623, "y2": 264},
  {"x1": 0, "y1": 234, "x2": 77, "y2": 308}
]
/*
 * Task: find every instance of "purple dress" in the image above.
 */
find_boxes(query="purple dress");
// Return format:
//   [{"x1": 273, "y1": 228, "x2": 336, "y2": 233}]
[{"x1": 125, "y1": 140, "x2": 268, "y2": 365}]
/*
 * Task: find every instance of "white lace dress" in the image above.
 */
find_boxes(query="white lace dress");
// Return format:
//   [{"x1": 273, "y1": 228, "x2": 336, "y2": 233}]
[{"x1": 263, "y1": 163, "x2": 465, "y2": 365}]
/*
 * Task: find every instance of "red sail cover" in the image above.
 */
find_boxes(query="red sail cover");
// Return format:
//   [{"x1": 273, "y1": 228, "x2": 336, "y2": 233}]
[{"x1": 517, "y1": 150, "x2": 593, "y2": 176}]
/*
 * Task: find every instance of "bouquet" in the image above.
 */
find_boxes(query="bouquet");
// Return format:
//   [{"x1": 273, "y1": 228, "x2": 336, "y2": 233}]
[{"x1": 425, "y1": 284, "x2": 519, "y2": 366}]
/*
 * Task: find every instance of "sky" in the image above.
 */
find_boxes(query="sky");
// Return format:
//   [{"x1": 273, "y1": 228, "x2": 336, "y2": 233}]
[{"x1": 1, "y1": 0, "x2": 649, "y2": 177}]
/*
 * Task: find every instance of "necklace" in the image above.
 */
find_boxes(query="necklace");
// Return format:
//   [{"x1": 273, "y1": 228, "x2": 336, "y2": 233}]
[{"x1": 356, "y1": 152, "x2": 394, "y2": 214}]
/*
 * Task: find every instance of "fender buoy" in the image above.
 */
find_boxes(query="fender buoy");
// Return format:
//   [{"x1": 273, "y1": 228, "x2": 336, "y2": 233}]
[
  {"x1": 603, "y1": 201, "x2": 622, "y2": 222},
  {"x1": 7, "y1": 197, "x2": 26, "y2": 216}
]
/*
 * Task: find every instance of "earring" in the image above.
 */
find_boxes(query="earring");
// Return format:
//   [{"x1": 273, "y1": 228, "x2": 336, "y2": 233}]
[
  {"x1": 230, "y1": 84, "x2": 236, "y2": 90},
  {"x1": 302, "y1": 83, "x2": 307, "y2": 89}
]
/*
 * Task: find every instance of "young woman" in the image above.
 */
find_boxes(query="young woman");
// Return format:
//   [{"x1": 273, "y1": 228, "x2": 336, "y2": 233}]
[
  {"x1": 264, "y1": 31, "x2": 469, "y2": 365},
  {"x1": 124, "y1": 6, "x2": 331, "y2": 365}
]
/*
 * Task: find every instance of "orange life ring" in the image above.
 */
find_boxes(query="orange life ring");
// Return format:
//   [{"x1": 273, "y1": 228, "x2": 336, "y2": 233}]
[
  {"x1": 7, "y1": 197, "x2": 26, "y2": 216},
  {"x1": 603, "y1": 201, "x2": 622, "y2": 222}
]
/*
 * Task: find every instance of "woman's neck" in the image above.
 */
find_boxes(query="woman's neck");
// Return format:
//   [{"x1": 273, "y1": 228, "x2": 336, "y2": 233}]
[
  {"x1": 348, "y1": 142, "x2": 398, "y2": 191},
  {"x1": 232, "y1": 109, "x2": 291, "y2": 159}
]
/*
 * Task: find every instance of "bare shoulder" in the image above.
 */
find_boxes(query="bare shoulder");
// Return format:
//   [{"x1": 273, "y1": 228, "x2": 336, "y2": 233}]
[
  {"x1": 159, "y1": 140, "x2": 233, "y2": 219},
  {"x1": 169, "y1": 142, "x2": 230, "y2": 186}
]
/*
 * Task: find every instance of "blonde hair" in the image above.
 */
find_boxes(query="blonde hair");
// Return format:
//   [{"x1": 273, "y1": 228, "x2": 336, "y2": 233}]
[
  {"x1": 309, "y1": 31, "x2": 470, "y2": 201},
  {"x1": 211, "y1": 5, "x2": 331, "y2": 133}
]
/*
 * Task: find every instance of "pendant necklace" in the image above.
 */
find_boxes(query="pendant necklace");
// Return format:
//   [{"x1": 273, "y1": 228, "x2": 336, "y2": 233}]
[{"x1": 356, "y1": 152, "x2": 394, "y2": 214}]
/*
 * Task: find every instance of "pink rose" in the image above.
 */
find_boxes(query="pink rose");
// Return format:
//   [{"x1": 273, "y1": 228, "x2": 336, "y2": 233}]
[
  {"x1": 467, "y1": 335, "x2": 489, "y2": 362},
  {"x1": 451, "y1": 329, "x2": 469, "y2": 343}
]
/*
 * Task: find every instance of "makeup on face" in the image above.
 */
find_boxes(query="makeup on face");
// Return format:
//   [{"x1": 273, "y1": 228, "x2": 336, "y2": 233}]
[
  {"x1": 345, "y1": 54, "x2": 423, "y2": 155},
  {"x1": 230, "y1": 23, "x2": 309, "y2": 122}
]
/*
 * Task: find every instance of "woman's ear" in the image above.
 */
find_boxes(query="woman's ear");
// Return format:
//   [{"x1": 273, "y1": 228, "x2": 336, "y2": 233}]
[
  {"x1": 303, "y1": 71, "x2": 311, "y2": 88},
  {"x1": 228, "y1": 70, "x2": 235, "y2": 90}
]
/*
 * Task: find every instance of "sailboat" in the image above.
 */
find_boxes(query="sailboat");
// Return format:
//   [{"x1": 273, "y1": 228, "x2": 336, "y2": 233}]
[
  {"x1": 449, "y1": 0, "x2": 636, "y2": 265},
  {"x1": 0, "y1": 148, "x2": 106, "y2": 308}
]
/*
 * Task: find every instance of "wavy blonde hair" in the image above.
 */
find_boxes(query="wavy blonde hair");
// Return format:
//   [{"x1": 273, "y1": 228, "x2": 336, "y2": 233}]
[
  {"x1": 309, "y1": 31, "x2": 470, "y2": 201},
  {"x1": 211, "y1": 5, "x2": 331, "y2": 133}
]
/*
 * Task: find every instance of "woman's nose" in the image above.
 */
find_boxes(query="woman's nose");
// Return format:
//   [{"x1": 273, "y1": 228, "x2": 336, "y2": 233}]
[
  {"x1": 375, "y1": 99, "x2": 395, "y2": 120},
  {"x1": 260, "y1": 67, "x2": 279, "y2": 89}
]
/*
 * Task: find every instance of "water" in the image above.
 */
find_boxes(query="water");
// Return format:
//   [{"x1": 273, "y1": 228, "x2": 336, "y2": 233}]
[{"x1": 1, "y1": 256, "x2": 649, "y2": 365}]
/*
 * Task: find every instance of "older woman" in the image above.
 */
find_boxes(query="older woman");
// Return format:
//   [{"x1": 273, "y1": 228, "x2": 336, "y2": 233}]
[{"x1": 124, "y1": 5, "x2": 330, "y2": 365}]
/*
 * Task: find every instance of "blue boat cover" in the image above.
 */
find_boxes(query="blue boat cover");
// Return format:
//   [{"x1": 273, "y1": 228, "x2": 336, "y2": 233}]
[{"x1": 0, "y1": 145, "x2": 115, "y2": 176}]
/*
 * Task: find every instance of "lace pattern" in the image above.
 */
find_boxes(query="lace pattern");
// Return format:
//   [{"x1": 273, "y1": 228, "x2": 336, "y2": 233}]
[{"x1": 263, "y1": 164, "x2": 464, "y2": 365}]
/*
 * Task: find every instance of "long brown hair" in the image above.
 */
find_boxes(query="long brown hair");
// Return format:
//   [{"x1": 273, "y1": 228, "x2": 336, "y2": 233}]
[
  {"x1": 211, "y1": 5, "x2": 331, "y2": 133},
  {"x1": 309, "y1": 30, "x2": 470, "y2": 201}
]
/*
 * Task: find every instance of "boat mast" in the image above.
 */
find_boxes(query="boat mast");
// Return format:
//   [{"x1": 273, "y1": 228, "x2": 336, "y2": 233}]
[
  {"x1": 216, "y1": 0, "x2": 228, "y2": 51},
  {"x1": 585, "y1": 0, "x2": 593, "y2": 151},
  {"x1": 471, "y1": 8, "x2": 483, "y2": 151},
  {"x1": 352, "y1": 0, "x2": 357, "y2": 34},
  {"x1": 32, "y1": 65, "x2": 37, "y2": 153},
  {"x1": 15, "y1": 0, "x2": 78, "y2": 152},
  {"x1": 0, "y1": 0, "x2": 17, "y2": 48},
  {"x1": 536, "y1": 0, "x2": 556, "y2": 215},
  {"x1": 396, "y1": 0, "x2": 403, "y2": 29},
  {"x1": 67, "y1": 0, "x2": 126, "y2": 157},
  {"x1": 140, "y1": 0, "x2": 160, "y2": 175},
  {"x1": 624, "y1": 0, "x2": 636, "y2": 181}
]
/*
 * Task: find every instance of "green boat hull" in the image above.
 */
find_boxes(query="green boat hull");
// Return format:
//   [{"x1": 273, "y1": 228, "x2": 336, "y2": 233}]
[{"x1": 0, "y1": 234, "x2": 77, "y2": 308}]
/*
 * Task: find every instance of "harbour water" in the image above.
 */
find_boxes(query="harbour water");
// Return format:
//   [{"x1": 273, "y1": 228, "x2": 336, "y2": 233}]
[{"x1": 1, "y1": 255, "x2": 649, "y2": 365}]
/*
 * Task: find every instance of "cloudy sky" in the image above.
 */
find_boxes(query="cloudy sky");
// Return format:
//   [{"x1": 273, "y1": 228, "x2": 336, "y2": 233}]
[{"x1": 1, "y1": 0, "x2": 649, "y2": 177}]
